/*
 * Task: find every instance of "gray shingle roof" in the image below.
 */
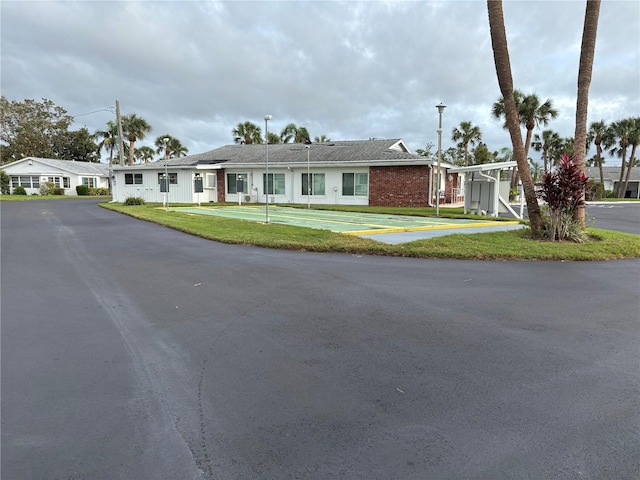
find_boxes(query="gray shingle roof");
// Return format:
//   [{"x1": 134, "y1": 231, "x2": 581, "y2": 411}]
[
  {"x1": 585, "y1": 166, "x2": 640, "y2": 181},
  {"x1": 23, "y1": 157, "x2": 109, "y2": 175},
  {"x1": 115, "y1": 139, "x2": 429, "y2": 170}
]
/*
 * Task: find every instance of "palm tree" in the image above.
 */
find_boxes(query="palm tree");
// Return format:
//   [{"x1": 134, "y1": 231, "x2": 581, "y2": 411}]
[
  {"x1": 121, "y1": 114, "x2": 152, "y2": 166},
  {"x1": 232, "y1": 121, "x2": 262, "y2": 144},
  {"x1": 573, "y1": 0, "x2": 601, "y2": 224},
  {"x1": 267, "y1": 132, "x2": 282, "y2": 144},
  {"x1": 532, "y1": 129, "x2": 562, "y2": 172},
  {"x1": 620, "y1": 117, "x2": 640, "y2": 198},
  {"x1": 94, "y1": 120, "x2": 119, "y2": 167},
  {"x1": 135, "y1": 146, "x2": 155, "y2": 164},
  {"x1": 587, "y1": 120, "x2": 608, "y2": 185},
  {"x1": 487, "y1": 0, "x2": 543, "y2": 236},
  {"x1": 529, "y1": 160, "x2": 543, "y2": 183},
  {"x1": 451, "y1": 121, "x2": 482, "y2": 167},
  {"x1": 314, "y1": 135, "x2": 331, "y2": 142},
  {"x1": 281, "y1": 123, "x2": 311, "y2": 143},
  {"x1": 154, "y1": 135, "x2": 189, "y2": 159},
  {"x1": 607, "y1": 118, "x2": 633, "y2": 197}
]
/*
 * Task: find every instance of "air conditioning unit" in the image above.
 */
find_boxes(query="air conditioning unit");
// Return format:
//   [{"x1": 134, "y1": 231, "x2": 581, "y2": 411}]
[{"x1": 243, "y1": 195, "x2": 257, "y2": 203}]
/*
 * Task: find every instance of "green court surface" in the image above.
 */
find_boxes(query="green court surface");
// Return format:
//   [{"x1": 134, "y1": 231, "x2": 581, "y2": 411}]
[{"x1": 171, "y1": 205, "x2": 519, "y2": 236}]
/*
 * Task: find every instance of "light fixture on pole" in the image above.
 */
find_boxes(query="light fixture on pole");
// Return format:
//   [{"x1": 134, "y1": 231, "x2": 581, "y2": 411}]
[
  {"x1": 163, "y1": 137, "x2": 170, "y2": 210},
  {"x1": 435, "y1": 102, "x2": 446, "y2": 217},
  {"x1": 305, "y1": 145, "x2": 311, "y2": 209},
  {"x1": 264, "y1": 115, "x2": 272, "y2": 224}
]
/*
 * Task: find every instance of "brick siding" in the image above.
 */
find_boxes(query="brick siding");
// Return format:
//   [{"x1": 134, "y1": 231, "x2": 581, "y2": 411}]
[{"x1": 369, "y1": 165, "x2": 431, "y2": 207}]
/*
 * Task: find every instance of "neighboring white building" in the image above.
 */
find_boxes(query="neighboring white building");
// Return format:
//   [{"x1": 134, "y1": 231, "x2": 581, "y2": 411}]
[
  {"x1": 2, "y1": 157, "x2": 110, "y2": 195},
  {"x1": 112, "y1": 139, "x2": 457, "y2": 207},
  {"x1": 585, "y1": 166, "x2": 640, "y2": 198}
]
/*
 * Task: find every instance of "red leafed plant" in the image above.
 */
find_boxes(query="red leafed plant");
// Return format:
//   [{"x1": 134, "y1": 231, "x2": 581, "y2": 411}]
[{"x1": 536, "y1": 154, "x2": 589, "y2": 242}]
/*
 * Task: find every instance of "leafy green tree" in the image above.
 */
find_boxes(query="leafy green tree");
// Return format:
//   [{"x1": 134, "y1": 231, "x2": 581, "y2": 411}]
[
  {"x1": 55, "y1": 127, "x2": 99, "y2": 162},
  {"x1": 232, "y1": 121, "x2": 262, "y2": 144},
  {"x1": 451, "y1": 121, "x2": 482, "y2": 166},
  {"x1": 314, "y1": 135, "x2": 331, "y2": 142},
  {"x1": 280, "y1": 123, "x2": 311, "y2": 143},
  {"x1": 471, "y1": 142, "x2": 497, "y2": 165},
  {"x1": 606, "y1": 118, "x2": 634, "y2": 197},
  {"x1": 0, "y1": 96, "x2": 73, "y2": 163},
  {"x1": 154, "y1": 135, "x2": 189, "y2": 159},
  {"x1": 529, "y1": 159, "x2": 543, "y2": 183},
  {"x1": 0, "y1": 169, "x2": 10, "y2": 194},
  {"x1": 532, "y1": 129, "x2": 561, "y2": 173},
  {"x1": 415, "y1": 142, "x2": 435, "y2": 159},
  {"x1": 487, "y1": 1, "x2": 543, "y2": 236},
  {"x1": 121, "y1": 114, "x2": 152, "y2": 166},
  {"x1": 135, "y1": 146, "x2": 155, "y2": 164}
]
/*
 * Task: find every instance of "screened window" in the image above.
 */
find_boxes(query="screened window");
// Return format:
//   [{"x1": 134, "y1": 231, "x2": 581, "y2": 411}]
[
  {"x1": 11, "y1": 176, "x2": 19, "y2": 187},
  {"x1": 125, "y1": 173, "x2": 143, "y2": 185},
  {"x1": 48, "y1": 176, "x2": 61, "y2": 188},
  {"x1": 342, "y1": 173, "x2": 368, "y2": 196},
  {"x1": 227, "y1": 173, "x2": 248, "y2": 194},
  {"x1": 157, "y1": 173, "x2": 177, "y2": 185},
  {"x1": 301, "y1": 173, "x2": 325, "y2": 196},
  {"x1": 81, "y1": 177, "x2": 96, "y2": 188},
  {"x1": 263, "y1": 173, "x2": 285, "y2": 195},
  {"x1": 205, "y1": 173, "x2": 217, "y2": 189},
  {"x1": 20, "y1": 176, "x2": 32, "y2": 188}
]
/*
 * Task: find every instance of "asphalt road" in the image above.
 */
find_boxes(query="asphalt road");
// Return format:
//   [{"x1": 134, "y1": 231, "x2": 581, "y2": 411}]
[{"x1": 2, "y1": 199, "x2": 639, "y2": 480}]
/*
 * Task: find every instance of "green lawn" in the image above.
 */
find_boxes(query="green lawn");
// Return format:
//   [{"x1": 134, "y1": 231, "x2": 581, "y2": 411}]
[{"x1": 100, "y1": 203, "x2": 640, "y2": 261}]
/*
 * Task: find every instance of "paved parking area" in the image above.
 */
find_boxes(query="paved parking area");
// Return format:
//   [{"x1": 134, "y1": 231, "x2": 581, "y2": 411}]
[{"x1": 173, "y1": 205, "x2": 521, "y2": 242}]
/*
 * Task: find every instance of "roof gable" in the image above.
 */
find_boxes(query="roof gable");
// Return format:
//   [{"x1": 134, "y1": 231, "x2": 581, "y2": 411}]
[{"x1": 3, "y1": 157, "x2": 109, "y2": 176}]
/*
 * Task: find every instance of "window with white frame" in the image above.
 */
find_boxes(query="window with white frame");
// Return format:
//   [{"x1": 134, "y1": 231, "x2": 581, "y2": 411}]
[
  {"x1": 342, "y1": 172, "x2": 368, "y2": 196},
  {"x1": 12, "y1": 176, "x2": 41, "y2": 188},
  {"x1": 63, "y1": 177, "x2": 70, "y2": 188},
  {"x1": 227, "y1": 173, "x2": 248, "y2": 194},
  {"x1": 263, "y1": 173, "x2": 285, "y2": 195},
  {"x1": 157, "y1": 172, "x2": 177, "y2": 185},
  {"x1": 205, "y1": 173, "x2": 217, "y2": 189},
  {"x1": 125, "y1": 173, "x2": 143, "y2": 185},
  {"x1": 301, "y1": 173, "x2": 325, "y2": 196},
  {"x1": 81, "y1": 177, "x2": 96, "y2": 188}
]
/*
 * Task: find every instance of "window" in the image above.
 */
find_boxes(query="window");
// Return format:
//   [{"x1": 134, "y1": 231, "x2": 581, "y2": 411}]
[
  {"x1": 63, "y1": 177, "x2": 70, "y2": 188},
  {"x1": 81, "y1": 177, "x2": 96, "y2": 188},
  {"x1": 342, "y1": 173, "x2": 368, "y2": 196},
  {"x1": 205, "y1": 173, "x2": 217, "y2": 189},
  {"x1": 48, "y1": 176, "x2": 61, "y2": 188},
  {"x1": 157, "y1": 173, "x2": 177, "y2": 185},
  {"x1": 12, "y1": 176, "x2": 41, "y2": 188},
  {"x1": 302, "y1": 173, "x2": 325, "y2": 196},
  {"x1": 11, "y1": 176, "x2": 19, "y2": 187},
  {"x1": 125, "y1": 173, "x2": 143, "y2": 185},
  {"x1": 32, "y1": 176, "x2": 40, "y2": 188},
  {"x1": 263, "y1": 173, "x2": 285, "y2": 195},
  {"x1": 227, "y1": 173, "x2": 248, "y2": 194},
  {"x1": 20, "y1": 176, "x2": 32, "y2": 188}
]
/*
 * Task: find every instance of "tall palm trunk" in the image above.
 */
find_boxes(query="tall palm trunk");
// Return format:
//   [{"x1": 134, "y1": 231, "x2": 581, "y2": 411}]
[
  {"x1": 596, "y1": 144, "x2": 604, "y2": 185},
  {"x1": 617, "y1": 148, "x2": 627, "y2": 197},
  {"x1": 621, "y1": 145, "x2": 637, "y2": 198},
  {"x1": 574, "y1": 0, "x2": 601, "y2": 224},
  {"x1": 487, "y1": 0, "x2": 543, "y2": 235}
]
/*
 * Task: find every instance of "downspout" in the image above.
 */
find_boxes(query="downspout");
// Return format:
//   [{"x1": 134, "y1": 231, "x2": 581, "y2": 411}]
[
  {"x1": 477, "y1": 170, "x2": 498, "y2": 216},
  {"x1": 428, "y1": 164, "x2": 434, "y2": 207}
]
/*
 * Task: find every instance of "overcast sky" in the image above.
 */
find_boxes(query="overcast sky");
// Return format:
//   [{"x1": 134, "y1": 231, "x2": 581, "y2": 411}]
[{"x1": 1, "y1": 0, "x2": 638, "y2": 164}]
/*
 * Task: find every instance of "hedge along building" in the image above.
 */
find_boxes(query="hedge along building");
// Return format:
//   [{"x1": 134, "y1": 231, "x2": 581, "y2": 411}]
[
  {"x1": 111, "y1": 139, "x2": 461, "y2": 207},
  {"x1": 2, "y1": 157, "x2": 110, "y2": 195}
]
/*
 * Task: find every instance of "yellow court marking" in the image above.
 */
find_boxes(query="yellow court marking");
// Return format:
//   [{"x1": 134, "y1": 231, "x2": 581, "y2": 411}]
[{"x1": 344, "y1": 221, "x2": 521, "y2": 236}]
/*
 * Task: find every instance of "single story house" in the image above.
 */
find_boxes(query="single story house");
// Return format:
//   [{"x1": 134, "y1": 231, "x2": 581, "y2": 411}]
[
  {"x1": 584, "y1": 166, "x2": 640, "y2": 198},
  {"x1": 112, "y1": 139, "x2": 461, "y2": 207},
  {"x1": 2, "y1": 157, "x2": 110, "y2": 195}
]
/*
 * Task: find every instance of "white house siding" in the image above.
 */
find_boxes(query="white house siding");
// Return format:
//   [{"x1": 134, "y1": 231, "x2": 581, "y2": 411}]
[
  {"x1": 114, "y1": 169, "x2": 196, "y2": 203},
  {"x1": 222, "y1": 167, "x2": 370, "y2": 206},
  {"x1": 3, "y1": 158, "x2": 108, "y2": 195}
]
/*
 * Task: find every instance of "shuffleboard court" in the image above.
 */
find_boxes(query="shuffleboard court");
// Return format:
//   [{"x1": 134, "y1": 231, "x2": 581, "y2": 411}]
[{"x1": 171, "y1": 205, "x2": 520, "y2": 236}]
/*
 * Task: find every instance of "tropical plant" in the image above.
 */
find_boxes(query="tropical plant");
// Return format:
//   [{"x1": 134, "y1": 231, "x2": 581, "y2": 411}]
[
  {"x1": 537, "y1": 154, "x2": 589, "y2": 242},
  {"x1": 121, "y1": 114, "x2": 152, "y2": 166},
  {"x1": 573, "y1": 0, "x2": 601, "y2": 225},
  {"x1": 587, "y1": 120, "x2": 609, "y2": 185},
  {"x1": 124, "y1": 196, "x2": 145, "y2": 205},
  {"x1": 487, "y1": 1, "x2": 543, "y2": 236},
  {"x1": 451, "y1": 121, "x2": 482, "y2": 166},
  {"x1": 135, "y1": 146, "x2": 156, "y2": 164},
  {"x1": 154, "y1": 135, "x2": 189, "y2": 159},
  {"x1": 619, "y1": 117, "x2": 640, "y2": 198},
  {"x1": 232, "y1": 121, "x2": 262, "y2": 144},
  {"x1": 94, "y1": 120, "x2": 120, "y2": 168},
  {"x1": 314, "y1": 135, "x2": 331, "y2": 142},
  {"x1": 607, "y1": 118, "x2": 634, "y2": 197},
  {"x1": 532, "y1": 129, "x2": 562, "y2": 172},
  {"x1": 529, "y1": 160, "x2": 543, "y2": 183},
  {"x1": 267, "y1": 132, "x2": 282, "y2": 144},
  {"x1": 281, "y1": 123, "x2": 311, "y2": 143}
]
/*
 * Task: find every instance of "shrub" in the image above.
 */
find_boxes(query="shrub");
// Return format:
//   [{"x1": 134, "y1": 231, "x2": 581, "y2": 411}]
[
  {"x1": 76, "y1": 184, "x2": 90, "y2": 196},
  {"x1": 89, "y1": 187, "x2": 110, "y2": 196},
  {"x1": 0, "y1": 169, "x2": 10, "y2": 194},
  {"x1": 124, "y1": 196, "x2": 145, "y2": 205},
  {"x1": 604, "y1": 190, "x2": 618, "y2": 199},
  {"x1": 585, "y1": 181, "x2": 604, "y2": 201},
  {"x1": 53, "y1": 188, "x2": 65, "y2": 195},
  {"x1": 39, "y1": 182, "x2": 56, "y2": 196},
  {"x1": 536, "y1": 154, "x2": 588, "y2": 242},
  {"x1": 12, "y1": 185, "x2": 27, "y2": 195}
]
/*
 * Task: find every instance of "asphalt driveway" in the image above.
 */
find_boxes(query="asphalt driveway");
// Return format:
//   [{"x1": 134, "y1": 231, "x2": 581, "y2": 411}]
[{"x1": 2, "y1": 198, "x2": 638, "y2": 480}]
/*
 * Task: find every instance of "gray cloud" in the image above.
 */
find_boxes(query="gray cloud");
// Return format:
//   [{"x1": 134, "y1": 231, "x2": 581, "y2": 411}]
[{"x1": 2, "y1": 0, "x2": 638, "y2": 164}]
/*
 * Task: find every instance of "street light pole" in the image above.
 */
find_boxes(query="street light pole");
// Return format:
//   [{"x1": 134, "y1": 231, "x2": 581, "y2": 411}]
[
  {"x1": 435, "y1": 102, "x2": 446, "y2": 217},
  {"x1": 305, "y1": 145, "x2": 311, "y2": 209},
  {"x1": 264, "y1": 115, "x2": 272, "y2": 223},
  {"x1": 163, "y1": 137, "x2": 169, "y2": 210}
]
